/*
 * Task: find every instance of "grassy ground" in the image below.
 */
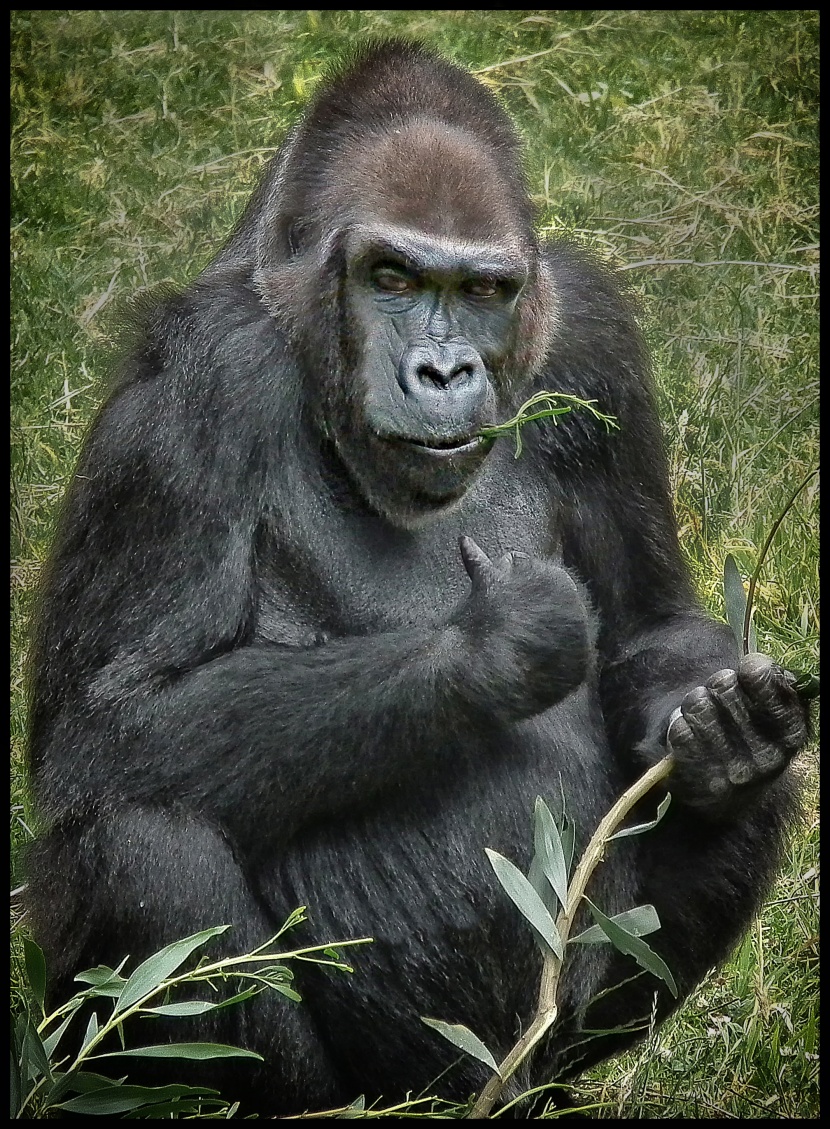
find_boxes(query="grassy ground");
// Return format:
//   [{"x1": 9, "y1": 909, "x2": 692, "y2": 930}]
[{"x1": 11, "y1": 10, "x2": 818, "y2": 1118}]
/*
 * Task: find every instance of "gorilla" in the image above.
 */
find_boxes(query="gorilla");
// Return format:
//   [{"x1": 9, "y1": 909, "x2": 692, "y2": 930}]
[{"x1": 26, "y1": 40, "x2": 808, "y2": 1115}]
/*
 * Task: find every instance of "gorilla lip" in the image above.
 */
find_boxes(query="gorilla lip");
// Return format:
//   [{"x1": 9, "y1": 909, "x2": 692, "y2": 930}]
[{"x1": 388, "y1": 435, "x2": 486, "y2": 457}]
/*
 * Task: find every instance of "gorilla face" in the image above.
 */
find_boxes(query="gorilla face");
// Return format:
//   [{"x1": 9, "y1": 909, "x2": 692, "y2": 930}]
[
  {"x1": 328, "y1": 223, "x2": 532, "y2": 525},
  {"x1": 254, "y1": 111, "x2": 551, "y2": 528}
]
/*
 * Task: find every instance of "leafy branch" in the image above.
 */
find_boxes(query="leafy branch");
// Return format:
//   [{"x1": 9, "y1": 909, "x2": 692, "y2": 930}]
[
  {"x1": 477, "y1": 390, "x2": 618, "y2": 458},
  {"x1": 12, "y1": 910, "x2": 372, "y2": 1118},
  {"x1": 422, "y1": 756, "x2": 676, "y2": 1119}
]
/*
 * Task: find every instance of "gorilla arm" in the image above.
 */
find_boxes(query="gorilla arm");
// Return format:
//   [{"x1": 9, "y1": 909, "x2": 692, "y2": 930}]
[
  {"x1": 32, "y1": 455, "x2": 466, "y2": 857},
  {"x1": 556, "y1": 385, "x2": 808, "y2": 813},
  {"x1": 30, "y1": 366, "x2": 589, "y2": 861},
  {"x1": 537, "y1": 241, "x2": 809, "y2": 805}
]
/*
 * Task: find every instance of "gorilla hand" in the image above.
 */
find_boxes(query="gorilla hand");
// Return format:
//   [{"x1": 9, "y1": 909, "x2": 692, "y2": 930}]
[
  {"x1": 666, "y1": 653, "x2": 809, "y2": 819},
  {"x1": 453, "y1": 535, "x2": 592, "y2": 721}
]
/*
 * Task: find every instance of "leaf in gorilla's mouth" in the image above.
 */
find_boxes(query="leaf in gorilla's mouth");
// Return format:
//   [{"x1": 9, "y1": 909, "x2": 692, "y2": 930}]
[{"x1": 477, "y1": 391, "x2": 619, "y2": 458}]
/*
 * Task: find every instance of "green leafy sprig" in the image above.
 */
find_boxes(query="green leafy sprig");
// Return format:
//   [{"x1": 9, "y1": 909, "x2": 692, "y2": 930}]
[
  {"x1": 422, "y1": 763, "x2": 676, "y2": 1119},
  {"x1": 12, "y1": 911, "x2": 372, "y2": 1119},
  {"x1": 477, "y1": 391, "x2": 619, "y2": 458}
]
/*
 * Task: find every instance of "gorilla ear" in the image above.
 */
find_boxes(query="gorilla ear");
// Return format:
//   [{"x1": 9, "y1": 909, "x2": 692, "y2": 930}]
[
  {"x1": 266, "y1": 217, "x2": 304, "y2": 261},
  {"x1": 514, "y1": 257, "x2": 558, "y2": 377},
  {"x1": 255, "y1": 225, "x2": 346, "y2": 351},
  {"x1": 284, "y1": 219, "x2": 305, "y2": 258}
]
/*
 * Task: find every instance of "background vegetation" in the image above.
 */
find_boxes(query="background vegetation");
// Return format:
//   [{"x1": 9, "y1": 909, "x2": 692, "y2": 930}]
[{"x1": 11, "y1": 10, "x2": 818, "y2": 1118}]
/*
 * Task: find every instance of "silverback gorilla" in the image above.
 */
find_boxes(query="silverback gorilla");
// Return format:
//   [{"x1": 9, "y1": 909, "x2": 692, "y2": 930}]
[{"x1": 27, "y1": 40, "x2": 808, "y2": 1115}]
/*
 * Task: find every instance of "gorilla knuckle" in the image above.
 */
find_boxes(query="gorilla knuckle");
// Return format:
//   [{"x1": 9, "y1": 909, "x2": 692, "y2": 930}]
[{"x1": 705, "y1": 667, "x2": 738, "y2": 693}]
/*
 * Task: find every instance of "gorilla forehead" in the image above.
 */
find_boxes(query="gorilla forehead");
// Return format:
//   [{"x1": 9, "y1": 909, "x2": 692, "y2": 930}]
[{"x1": 341, "y1": 117, "x2": 530, "y2": 244}]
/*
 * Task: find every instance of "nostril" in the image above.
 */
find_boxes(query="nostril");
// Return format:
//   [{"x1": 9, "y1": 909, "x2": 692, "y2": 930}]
[
  {"x1": 416, "y1": 363, "x2": 474, "y2": 388},
  {"x1": 416, "y1": 364, "x2": 450, "y2": 388}
]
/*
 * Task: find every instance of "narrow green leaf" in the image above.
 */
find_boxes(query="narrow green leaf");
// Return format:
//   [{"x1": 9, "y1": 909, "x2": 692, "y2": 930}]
[
  {"x1": 22, "y1": 1014, "x2": 53, "y2": 1083},
  {"x1": 609, "y1": 793, "x2": 672, "y2": 840},
  {"x1": 41, "y1": 1070, "x2": 126, "y2": 1109},
  {"x1": 276, "y1": 906, "x2": 307, "y2": 936},
  {"x1": 113, "y1": 925, "x2": 230, "y2": 1015},
  {"x1": 14, "y1": 1011, "x2": 29, "y2": 1057},
  {"x1": 10, "y1": 1035, "x2": 22, "y2": 1118},
  {"x1": 533, "y1": 796, "x2": 569, "y2": 909},
  {"x1": 57, "y1": 1082, "x2": 219, "y2": 1115},
  {"x1": 23, "y1": 938, "x2": 47, "y2": 1013},
  {"x1": 75, "y1": 965, "x2": 119, "y2": 986},
  {"x1": 559, "y1": 818, "x2": 575, "y2": 877},
  {"x1": 723, "y1": 554, "x2": 747, "y2": 651},
  {"x1": 142, "y1": 1000, "x2": 222, "y2": 1017},
  {"x1": 12, "y1": 1015, "x2": 28, "y2": 1111},
  {"x1": 584, "y1": 898, "x2": 678, "y2": 996},
  {"x1": 723, "y1": 554, "x2": 757, "y2": 653},
  {"x1": 272, "y1": 983, "x2": 303, "y2": 1002},
  {"x1": 41, "y1": 1015, "x2": 70, "y2": 1064},
  {"x1": 92, "y1": 1042, "x2": 264, "y2": 1061},
  {"x1": 528, "y1": 854, "x2": 557, "y2": 916},
  {"x1": 74, "y1": 964, "x2": 127, "y2": 997},
  {"x1": 572, "y1": 904, "x2": 661, "y2": 944},
  {"x1": 80, "y1": 1009, "x2": 100, "y2": 1051},
  {"x1": 257, "y1": 963, "x2": 293, "y2": 979},
  {"x1": 485, "y1": 849, "x2": 563, "y2": 959},
  {"x1": 421, "y1": 1018, "x2": 501, "y2": 1077},
  {"x1": 121, "y1": 1098, "x2": 226, "y2": 1117},
  {"x1": 552, "y1": 779, "x2": 576, "y2": 873},
  {"x1": 206, "y1": 984, "x2": 264, "y2": 1010}
]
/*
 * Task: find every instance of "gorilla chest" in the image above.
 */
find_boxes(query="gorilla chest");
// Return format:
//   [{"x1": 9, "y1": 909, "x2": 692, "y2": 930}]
[{"x1": 255, "y1": 451, "x2": 558, "y2": 640}]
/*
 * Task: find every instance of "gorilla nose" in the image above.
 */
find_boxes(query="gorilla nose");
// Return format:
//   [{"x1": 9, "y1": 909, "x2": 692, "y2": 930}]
[{"x1": 399, "y1": 342, "x2": 487, "y2": 401}]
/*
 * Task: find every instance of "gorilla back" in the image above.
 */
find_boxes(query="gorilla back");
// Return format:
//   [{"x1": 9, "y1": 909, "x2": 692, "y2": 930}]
[{"x1": 26, "y1": 40, "x2": 806, "y2": 1115}]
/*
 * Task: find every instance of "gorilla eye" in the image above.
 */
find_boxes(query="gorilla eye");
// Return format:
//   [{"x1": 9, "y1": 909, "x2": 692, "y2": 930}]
[
  {"x1": 463, "y1": 277, "x2": 500, "y2": 299},
  {"x1": 372, "y1": 265, "x2": 417, "y2": 294}
]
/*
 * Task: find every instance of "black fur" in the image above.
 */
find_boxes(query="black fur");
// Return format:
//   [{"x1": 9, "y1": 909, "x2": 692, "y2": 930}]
[{"x1": 26, "y1": 40, "x2": 807, "y2": 1115}]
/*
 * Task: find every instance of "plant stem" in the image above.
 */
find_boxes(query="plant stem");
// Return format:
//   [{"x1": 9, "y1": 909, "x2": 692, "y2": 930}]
[
  {"x1": 468, "y1": 755, "x2": 675, "y2": 1119},
  {"x1": 742, "y1": 465, "x2": 819, "y2": 654}
]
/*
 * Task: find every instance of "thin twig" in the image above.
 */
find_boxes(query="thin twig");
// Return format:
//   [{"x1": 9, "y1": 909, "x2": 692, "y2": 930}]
[{"x1": 742, "y1": 466, "x2": 820, "y2": 654}]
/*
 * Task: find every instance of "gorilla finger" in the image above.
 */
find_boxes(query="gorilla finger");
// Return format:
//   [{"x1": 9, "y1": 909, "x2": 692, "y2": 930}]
[
  {"x1": 671, "y1": 701, "x2": 728, "y2": 779},
  {"x1": 667, "y1": 711, "x2": 696, "y2": 750},
  {"x1": 737, "y1": 653, "x2": 790, "y2": 708},
  {"x1": 497, "y1": 549, "x2": 532, "y2": 574},
  {"x1": 704, "y1": 668, "x2": 755, "y2": 734},
  {"x1": 679, "y1": 685, "x2": 723, "y2": 741},
  {"x1": 737, "y1": 654, "x2": 808, "y2": 750},
  {"x1": 667, "y1": 714, "x2": 732, "y2": 809},
  {"x1": 691, "y1": 673, "x2": 780, "y2": 773},
  {"x1": 726, "y1": 758, "x2": 761, "y2": 786},
  {"x1": 459, "y1": 535, "x2": 493, "y2": 585}
]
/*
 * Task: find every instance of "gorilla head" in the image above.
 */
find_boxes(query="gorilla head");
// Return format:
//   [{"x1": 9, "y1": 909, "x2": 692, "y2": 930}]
[{"x1": 249, "y1": 42, "x2": 555, "y2": 526}]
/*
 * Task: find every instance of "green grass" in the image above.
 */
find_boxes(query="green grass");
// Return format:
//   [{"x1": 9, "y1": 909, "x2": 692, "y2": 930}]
[{"x1": 11, "y1": 10, "x2": 818, "y2": 1118}]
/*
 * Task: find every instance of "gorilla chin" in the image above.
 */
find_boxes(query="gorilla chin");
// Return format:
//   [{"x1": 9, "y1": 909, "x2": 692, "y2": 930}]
[{"x1": 358, "y1": 431, "x2": 494, "y2": 523}]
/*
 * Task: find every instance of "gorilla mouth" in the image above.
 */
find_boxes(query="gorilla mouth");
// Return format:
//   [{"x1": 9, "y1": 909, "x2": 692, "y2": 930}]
[{"x1": 386, "y1": 435, "x2": 486, "y2": 456}]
